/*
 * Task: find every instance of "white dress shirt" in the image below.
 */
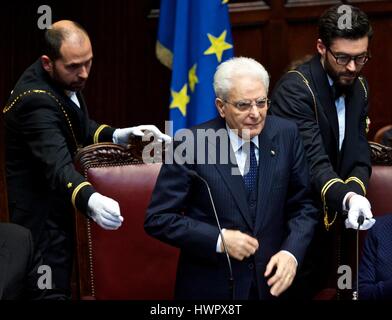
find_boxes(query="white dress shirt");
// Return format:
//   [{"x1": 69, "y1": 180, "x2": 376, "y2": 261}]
[
  {"x1": 214, "y1": 125, "x2": 298, "y2": 266},
  {"x1": 66, "y1": 91, "x2": 81, "y2": 108},
  {"x1": 327, "y1": 75, "x2": 345, "y2": 151}
]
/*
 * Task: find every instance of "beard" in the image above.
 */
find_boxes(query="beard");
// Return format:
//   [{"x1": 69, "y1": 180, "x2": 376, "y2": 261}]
[
  {"x1": 51, "y1": 66, "x2": 86, "y2": 92},
  {"x1": 324, "y1": 55, "x2": 359, "y2": 88}
]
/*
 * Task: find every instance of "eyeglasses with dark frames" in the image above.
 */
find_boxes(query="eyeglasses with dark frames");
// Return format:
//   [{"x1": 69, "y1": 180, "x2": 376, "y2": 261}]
[
  {"x1": 223, "y1": 97, "x2": 270, "y2": 112},
  {"x1": 327, "y1": 47, "x2": 370, "y2": 66}
]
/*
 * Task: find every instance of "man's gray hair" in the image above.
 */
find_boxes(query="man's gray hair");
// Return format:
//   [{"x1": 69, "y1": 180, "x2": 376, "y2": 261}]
[{"x1": 213, "y1": 57, "x2": 270, "y2": 100}]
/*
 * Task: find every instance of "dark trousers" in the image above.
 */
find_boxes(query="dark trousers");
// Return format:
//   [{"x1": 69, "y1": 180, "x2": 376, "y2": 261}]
[{"x1": 38, "y1": 225, "x2": 74, "y2": 298}]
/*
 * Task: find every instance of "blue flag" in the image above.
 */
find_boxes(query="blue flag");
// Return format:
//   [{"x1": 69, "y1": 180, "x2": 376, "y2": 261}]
[{"x1": 156, "y1": 0, "x2": 234, "y2": 134}]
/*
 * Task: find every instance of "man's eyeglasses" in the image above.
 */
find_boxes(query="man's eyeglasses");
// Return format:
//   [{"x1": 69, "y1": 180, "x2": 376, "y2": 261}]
[
  {"x1": 223, "y1": 97, "x2": 270, "y2": 112},
  {"x1": 327, "y1": 47, "x2": 370, "y2": 66}
]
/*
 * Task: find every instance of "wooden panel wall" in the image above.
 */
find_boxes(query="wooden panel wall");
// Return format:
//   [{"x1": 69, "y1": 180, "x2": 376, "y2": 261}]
[
  {"x1": 0, "y1": 0, "x2": 391, "y2": 220},
  {"x1": 229, "y1": 0, "x2": 392, "y2": 136}
]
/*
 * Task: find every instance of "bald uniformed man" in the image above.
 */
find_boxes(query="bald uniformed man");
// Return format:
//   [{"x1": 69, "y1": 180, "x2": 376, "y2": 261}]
[{"x1": 3, "y1": 20, "x2": 170, "y2": 297}]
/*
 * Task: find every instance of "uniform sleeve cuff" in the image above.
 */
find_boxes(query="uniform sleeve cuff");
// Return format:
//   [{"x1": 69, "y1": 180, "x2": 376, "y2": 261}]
[
  {"x1": 93, "y1": 125, "x2": 116, "y2": 144},
  {"x1": 72, "y1": 182, "x2": 95, "y2": 213}
]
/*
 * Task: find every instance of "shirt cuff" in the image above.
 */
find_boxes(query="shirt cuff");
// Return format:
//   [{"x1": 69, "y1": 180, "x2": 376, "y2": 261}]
[
  {"x1": 280, "y1": 250, "x2": 298, "y2": 267},
  {"x1": 216, "y1": 229, "x2": 227, "y2": 253}
]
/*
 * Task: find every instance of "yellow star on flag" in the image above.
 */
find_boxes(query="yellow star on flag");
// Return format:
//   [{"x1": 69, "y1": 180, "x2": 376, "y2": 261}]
[
  {"x1": 204, "y1": 30, "x2": 233, "y2": 62},
  {"x1": 222, "y1": 0, "x2": 229, "y2": 4},
  {"x1": 188, "y1": 64, "x2": 199, "y2": 92},
  {"x1": 170, "y1": 84, "x2": 190, "y2": 117}
]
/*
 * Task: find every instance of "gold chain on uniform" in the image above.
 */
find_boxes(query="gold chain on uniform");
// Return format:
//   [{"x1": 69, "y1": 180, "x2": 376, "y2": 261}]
[
  {"x1": 321, "y1": 177, "x2": 367, "y2": 230},
  {"x1": 3, "y1": 89, "x2": 80, "y2": 152}
]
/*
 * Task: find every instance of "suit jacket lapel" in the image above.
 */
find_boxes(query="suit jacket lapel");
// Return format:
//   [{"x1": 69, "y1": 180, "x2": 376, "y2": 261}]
[
  {"x1": 310, "y1": 56, "x2": 340, "y2": 149},
  {"x1": 255, "y1": 121, "x2": 276, "y2": 233},
  {"x1": 214, "y1": 156, "x2": 254, "y2": 230},
  {"x1": 208, "y1": 119, "x2": 253, "y2": 230},
  {"x1": 0, "y1": 239, "x2": 8, "y2": 299}
]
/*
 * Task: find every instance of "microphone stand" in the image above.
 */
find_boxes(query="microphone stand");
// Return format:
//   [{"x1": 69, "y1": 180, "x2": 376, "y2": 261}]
[
  {"x1": 352, "y1": 215, "x2": 364, "y2": 300},
  {"x1": 188, "y1": 170, "x2": 235, "y2": 300}
]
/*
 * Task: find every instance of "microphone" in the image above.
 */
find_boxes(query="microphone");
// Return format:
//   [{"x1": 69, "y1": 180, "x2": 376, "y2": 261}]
[
  {"x1": 188, "y1": 169, "x2": 235, "y2": 300},
  {"x1": 357, "y1": 215, "x2": 365, "y2": 226},
  {"x1": 353, "y1": 214, "x2": 365, "y2": 300}
]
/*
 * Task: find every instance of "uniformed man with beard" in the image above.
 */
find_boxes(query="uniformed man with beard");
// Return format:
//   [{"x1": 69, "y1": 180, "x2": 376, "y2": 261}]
[{"x1": 270, "y1": 5, "x2": 375, "y2": 299}]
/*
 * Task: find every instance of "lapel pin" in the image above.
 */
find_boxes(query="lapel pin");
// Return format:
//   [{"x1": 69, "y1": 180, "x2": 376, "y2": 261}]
[{"x1": 271, "y1": 150, "x2": 276, "y2": 156}]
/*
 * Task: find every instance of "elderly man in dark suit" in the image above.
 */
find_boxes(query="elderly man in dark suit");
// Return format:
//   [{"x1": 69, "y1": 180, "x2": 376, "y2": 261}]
[
  {"x1": 358, "y1": 214, "x2": 392, "y2": 300},
  {"x1": 145, "y1": 57, "x2": 318, "y2": 300}
]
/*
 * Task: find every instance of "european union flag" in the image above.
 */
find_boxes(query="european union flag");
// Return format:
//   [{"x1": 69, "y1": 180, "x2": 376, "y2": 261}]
[{"x1": 156, "y1": 0, "x2": 234, "y2": 134}]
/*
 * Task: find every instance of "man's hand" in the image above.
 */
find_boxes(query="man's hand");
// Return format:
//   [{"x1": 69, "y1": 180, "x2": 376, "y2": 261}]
[
  {"x1": 87, "y1": 192, "x2": 124, "y2": 230},
  {"x1": 222, "y1": 230, "x2": 259, "y2": 261},
  {"x1": 113, "y1": 125, "x2": 172, "y2": 145},
  {"x1": 345, "y1": 194, "x2": 375, "y2": 230},
  {"x1": 264, "y1": 251, "x2": 297, "y2": 297}
]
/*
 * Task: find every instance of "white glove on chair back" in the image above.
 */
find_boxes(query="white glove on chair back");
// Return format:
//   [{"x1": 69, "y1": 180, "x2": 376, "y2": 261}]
[
  {"x1": 87, "y1": 192, "x2": 124, "y2": 230},
  {"x1": 345, "y1": 194, "x2": 376, "y2": 230},
  {"x1": 113, "y1": 125, "x2": 172, "y2": 145}
]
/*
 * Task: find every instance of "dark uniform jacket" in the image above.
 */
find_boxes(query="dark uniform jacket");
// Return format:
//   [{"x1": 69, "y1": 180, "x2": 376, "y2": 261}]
[
  {"x1": 270, "y1": 55, "x2": 371, "y2": 298},
  {"x1": 3, "y1": 59, "x2": 115, "y2": 292}
]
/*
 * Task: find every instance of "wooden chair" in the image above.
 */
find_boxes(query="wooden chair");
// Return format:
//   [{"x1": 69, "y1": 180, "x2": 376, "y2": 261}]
[
  {"x1": 367, "y1": 142, "x2": 392, "y2": 216},
  {"x1": 73, "y1": 140, "x2": 179, "y2": 300},
  {"x1": 373, "y1": 125, "x2": 392, "y2": 144},
  {"x1": 315, "y1": 142, "x2": 392, "y2": 300}
]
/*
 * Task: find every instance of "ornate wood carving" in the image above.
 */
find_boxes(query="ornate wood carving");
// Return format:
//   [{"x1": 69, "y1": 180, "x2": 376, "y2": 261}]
[
  {"x1": 285, "y1": 0, "x2": 339, "y2": 7},
  {"x1": 369, "y1": 142, "x2": 392, "y2": 165},
  {"x1": 75, "y1": 137, "x2": 164, "y2": 174}
]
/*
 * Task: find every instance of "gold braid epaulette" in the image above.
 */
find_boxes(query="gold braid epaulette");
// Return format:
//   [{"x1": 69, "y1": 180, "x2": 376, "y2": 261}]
[
  {"x1": 358, "y1": 76, "x2": 370, "y2": 134},
  {"x1": 321, "y1": 176, "x2": 367, "y2": 231},
  {"x1": 287, "y1": 70, "x2": 319, "y2": 124},
  {"x1": 3, "y1": 89, "x2": 80, "y2": 151},
  {"x1": 3, "y1": 89, "x2": 48, "y2": 114},
  {"x1": 358, "y1": 76, "x2": 368, "y2": 101}
]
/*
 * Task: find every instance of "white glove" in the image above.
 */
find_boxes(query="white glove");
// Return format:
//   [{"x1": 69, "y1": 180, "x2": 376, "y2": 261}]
[
  {"x1": 87, "y1": 192, "x2": 124, "y2": 230},
  {"x1": 344, "y1": 194, "x2": 376, "y2": 230},
  {"x1": 113, "y1": 125, "x2": 172, "y2": 145}
]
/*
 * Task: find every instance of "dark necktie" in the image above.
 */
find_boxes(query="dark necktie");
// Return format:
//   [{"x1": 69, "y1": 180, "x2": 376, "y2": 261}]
[
  {"x1": 331, "y1": 83, "x2": 344, "y2": 101},
  {"x1": 243, "y1": 142, "x2": 258, "y2": 192}
]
